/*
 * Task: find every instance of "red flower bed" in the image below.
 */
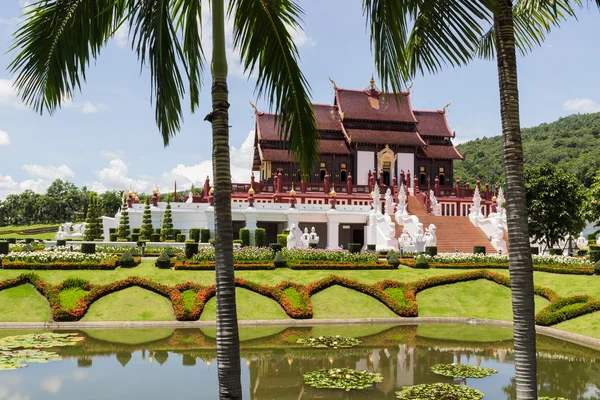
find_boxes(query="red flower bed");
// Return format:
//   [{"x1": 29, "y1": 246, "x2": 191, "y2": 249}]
[
  {"x1": 288, "y1": 261, "x2": 392, "y2": 270},
  {"x1": 172, "y1": 261, "x2": 275, "y2": 271},
  {"x1": 400, "y1": 259, "x2": 593, "y2": 275}
]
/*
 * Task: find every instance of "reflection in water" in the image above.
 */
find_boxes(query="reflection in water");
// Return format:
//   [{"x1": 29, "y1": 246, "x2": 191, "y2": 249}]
[{"x1": 1, "y1": 325, "x2": 599, "y2": 400}]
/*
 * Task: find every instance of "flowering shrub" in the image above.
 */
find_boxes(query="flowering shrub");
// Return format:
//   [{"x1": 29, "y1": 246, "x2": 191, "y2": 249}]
[
  {"x1": 172, "y1": 261, "x2": 275, "y2": 271},
  {"x1": 188, "y1": 246, "x2": 273, "y2": 262},
  {"x1": 1, "y1": 249, "x2": 118, "y2": 270},
  {"x1": 400, "y1": 252, "x2": 593, "y2": 275},
  {"x1": 282, "y1": 248, "x2": 378, "y2": 263}
]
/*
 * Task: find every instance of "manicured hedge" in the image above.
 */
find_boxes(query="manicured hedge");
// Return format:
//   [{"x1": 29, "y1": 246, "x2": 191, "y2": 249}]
[
  {"x1": 473, "y1": 246, "x2": 486, "y2": 254},
  {"x1": 399, "y1": 259, "x2": 594, "y2": 275},
  {"x1": 1, "y1": 260, "x2": 118, "y2": 270},
  {"x1": 288, "y1": 261, "x2": 393, "y2": 270},
  {"x1": 200, "y1": 229, "x2": 210, "y2": 243},
  {"x1": 172, "y1": 261, "x2": 275, "y2": 271},
  {"x1": 81, "y1": 243, "x2": 96, "y2": 254},
  {"x1": 189, "y1": 229, "x2": 200, "y2": 243},
  {"x1": 239, "y1": 228, "x2": 250, "y2": 247},
  {"x1": 254, "y1": 228, "x2": 265, "y2": 247}
]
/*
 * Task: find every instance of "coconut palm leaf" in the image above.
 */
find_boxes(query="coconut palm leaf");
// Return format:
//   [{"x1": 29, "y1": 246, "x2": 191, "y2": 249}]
[
  {"x1": 171, "y1": 0, "x2": 204, "y2": 112},
  {"x1": 8, "y1": 0, "x2": 126, "y2": 113},
  {"x1": 129, "y1": 0, "x2": 188, "y2": 145},
  {"x1": 230, "y1": 0, "x2": 317, "y2": 175}
]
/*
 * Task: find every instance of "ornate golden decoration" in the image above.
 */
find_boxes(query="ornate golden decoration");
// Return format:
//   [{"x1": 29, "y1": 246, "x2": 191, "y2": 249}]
[
  {"x1": 328, "y1": 76, "x2": 338, "y2": 90},
  {"x1": 249, "y1": 100, "x2": 259, "y2": 115},
  {"x1": 443, "y1": 102, "x2": 452, "y2": 114}
]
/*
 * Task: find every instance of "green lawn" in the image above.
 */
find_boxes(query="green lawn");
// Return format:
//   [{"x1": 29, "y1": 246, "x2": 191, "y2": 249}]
[
  {"x1": 311, "y1": 285, "x2": 399, "y2": 319},
  {"x1": 0, "y1": 224, "x2": 59, "y2": 233},
  {"x1": 81, "y1": 287, "x2": 175, "y2": 321},
  {"x1": 1, "y1": 262, "x2": 599, "y2": 339},
  {"x1": 200, "y1": 288, "x2": 290, "y2": 321},
  {"x1": 416, "y1": 280, "x2": 549, "y2": 321},
  {"x1": 0, "y1": 232, "x2": 55, "y2": 239},
  {"x1": 0, "y1": 284, "x2": 50, "y2": 322}
]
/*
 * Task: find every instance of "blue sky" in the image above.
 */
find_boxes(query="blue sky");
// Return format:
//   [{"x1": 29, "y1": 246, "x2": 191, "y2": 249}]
[{"x1": 0, "y1": 1, "x2": 598, "y2": 199}]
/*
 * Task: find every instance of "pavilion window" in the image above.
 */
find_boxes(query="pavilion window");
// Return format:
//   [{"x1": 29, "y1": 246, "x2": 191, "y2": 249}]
[
  {"x1": 297, "y1": 169, "x2": 301, "y2": 182},
  {"x1": 340, "y1": 162, "x2": 347, "y2": 183},
  {"x1": 320, "y1": 162, "x2": 326, "y2": 182},
  {"x1": 438, "y1": 167, "x2": 446, "y2": 186},
  {"x1": 419, "y1": 166, "x2": 427, "y2": 185}
]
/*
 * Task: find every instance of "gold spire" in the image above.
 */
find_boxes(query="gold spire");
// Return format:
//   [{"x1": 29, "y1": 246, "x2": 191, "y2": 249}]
[
  {"x1": 248, "y1": 186, "x2": 255, "y2": 195},
  {"x1": 329, "y1": 187, "x2": 337, "y2": 197},
  {"x1": 249, "y1": 100, "x2": 259, "y2": 115},
  {"x1": 443, "y1": 102, "x2": 452, "y2": 114},
  {"x1": 369, "y1": 74, "x2": 376, "y2": 90},
  {"x1": 289, "y1": 183, "x2": 296, "y2": 196},
  {"x1": 328, "y1": 76, "x2": 338, "y2": 90},
  {"x1": 209, "y1": 187, "x2": 214, "y2": 195},
  {"x1": 153, "y1": 183, "x2": 160, "y2": 196}
]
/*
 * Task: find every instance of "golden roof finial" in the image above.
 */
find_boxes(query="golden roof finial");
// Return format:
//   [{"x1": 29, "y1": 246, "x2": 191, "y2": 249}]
[
  {"x1": 407, "y1": 81, "x2": 414, "y2": 94},
  {"x1": 249, "y1": 100, "x2": 259, "y2": 115},
  {"x1": 209, "y1": 187, "x2": 214, "y2": 195},
  {"x1": 370, "y1": 74, "x2": 376, "y2": 90},
  {"x1": 289, "y1": 182, "x2": 296, "y2": 196},
  {"x1": 248, "y1": 186, "x2": 255, "y2": 196},
  {"x1": 443, "y1": 102, "x2": 452, "y2": 114},
  {"x1": 328, "y1": 76, "x2": 338, "y2": 90},
  {"x1": 329, "y1": 187, "x2": 337, "y2": 197}
]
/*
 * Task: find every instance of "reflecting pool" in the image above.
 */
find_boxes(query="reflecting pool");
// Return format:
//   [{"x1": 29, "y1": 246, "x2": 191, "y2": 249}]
[{"x1": 0, "y1": 324, "x2": 599, "y2": 399}]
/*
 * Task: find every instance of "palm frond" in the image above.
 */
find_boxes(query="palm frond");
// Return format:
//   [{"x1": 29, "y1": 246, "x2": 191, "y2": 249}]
[
  {"x1": 8, "y1": 0, "x2": 126, "y2": 113},
  {"x1": 171, "y1": 0, "x2": 205, "y2": 112},
  {"x1": 230, "y1": 0, "x2": 317, "y2": 176},
  {"x1": 130, "y1": 0, "x2": 187, "y2": 145},
  {"x1": 364, "y1": 0, "x2": 491, "y2": 91},
  {"x1": 475, "y1": 0, "x2": 578, "y2": 59}
]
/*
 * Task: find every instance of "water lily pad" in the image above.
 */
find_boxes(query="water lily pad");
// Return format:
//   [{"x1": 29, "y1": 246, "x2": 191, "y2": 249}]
[
  {"x1": 396, "y1": 383, "x2": 484, "y2": 399},
  {"x1": 0, "y1": 332, "x2": 82, "y2": 371},
  {"x1": 0, "y1": 332, "x2": 83, "y2": 349},
  {"x1": 296, "y1": 335, "x2": 361, "y2": 349},
  {"x1": 303, "y1": 368, "x2": 382, "y2": 391},
  {"x1": 431, "y1": 363, "x2": 498, "y2": 378}
]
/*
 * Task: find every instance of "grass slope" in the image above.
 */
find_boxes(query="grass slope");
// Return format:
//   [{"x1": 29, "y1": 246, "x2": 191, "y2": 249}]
[
  {"x1": 81, "y1": 287, "x2": 175, "y2": 321},
  {"x1": 417, "y1": 280, "x2": 549, "y2": 321},
  {"x1": 553, "y1": 312, "x2": 600, "y2": 339},
  {"x1": 0, "y1": 284, "x2": 50, "y2": 322},
  {"x1": 200, "y1": 288, "x2": 290, "y2": 321},
  {"x1": 311, "y1": 285, "x2": 398, "y2": 319}
]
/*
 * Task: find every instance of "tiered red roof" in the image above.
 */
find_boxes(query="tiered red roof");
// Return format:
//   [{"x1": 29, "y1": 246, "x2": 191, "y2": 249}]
[
  {"x1": 335, "y1": 89, "x2": 417, "y2": 123},
  {"x1": 254, "y1": 86, "x2": 463, "y2": 163},
  {"x1": 414, "y1": 110, "x2": 454, "y2": 138}
]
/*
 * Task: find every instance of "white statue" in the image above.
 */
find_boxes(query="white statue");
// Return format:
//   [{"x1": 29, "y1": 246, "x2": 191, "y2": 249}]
[
  {"x1": 414, "y1": 223, "x2": 426, "y2": 252},
  {"x1": 399, "y1": 228, "x2": 412, "y2": 248},
  {"x1": 496, "y1": 187, "x2": 506, "y2": 217},
  {"x1": 55, "y1": 226, "x2": 66, "y2": 240},
  {"x1": 372, "y1": 185, "x2": 381, "y2": 214},
  {"x1": 286, "y1": 223, "x2": 302, "y2": 249},
  {"x1": 186, "y1": 191, "x2": 193, "y2": 204},
  {"x1": 429, "y1": 190, "x2": 438, "y2": 208},
  {"x1": 308, "y1": 227, "x2": 320, "y2": 246},
  {"x1": 576, "y1": 233, "x2": 588, "y2": 250},
  {"x1": 424, "y1": 224, "x2": 437, "y2": 247},
  {"x1": 385, "y1": 188, "x2": 395, "y2": 216},
  {"x1": 300, "y1": 228, "x2": 310, "y2": 249}
]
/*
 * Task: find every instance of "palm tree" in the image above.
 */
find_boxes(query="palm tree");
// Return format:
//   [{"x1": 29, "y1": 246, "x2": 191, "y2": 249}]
[
  {"x1": 8, "y1": 1, "x2": 317, "y2": 398},
  {"x1": 362, "y1": 0, "x2": 580, "y2": 398}
]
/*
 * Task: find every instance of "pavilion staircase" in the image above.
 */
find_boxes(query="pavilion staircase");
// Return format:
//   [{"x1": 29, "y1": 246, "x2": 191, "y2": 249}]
[{"x1": 404, "y1": 195, "x2": 497, "y2": 254}]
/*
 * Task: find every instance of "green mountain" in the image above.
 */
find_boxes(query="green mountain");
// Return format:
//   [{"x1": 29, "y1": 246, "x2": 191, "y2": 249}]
[{"x1": 453, "y1": 112, "x2": 600, "y2": 187}]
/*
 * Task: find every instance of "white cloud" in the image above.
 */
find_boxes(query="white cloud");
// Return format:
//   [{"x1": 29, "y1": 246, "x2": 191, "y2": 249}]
[
  {"x1": 289, "y1": 26, "x2": 316, "y2": 47},
  {"x1": 563, "y1": 97, "x2": 600, "y2": 114},
  {"x1": 22, "y1": 164, "x2": 75, "y2": 181},
  {"x1": 101, "y1": 150, "x2": 126, "y2": 159},
  {"x1": 73, "y1": 370, "x2": 88, "y2": 382},
  {"x1": 81, "y1": 102, "x2": 99, "y2": 114},
  {"x1": 89, "y1": 130, "x2": 255, "y2": 194},
  {"x1": 114, "y1": 23, "x2": 129, "y2": 48},
  {"x1": 0, "y1": 129, "x2": 10, "y2": 146},
  {"x1": 0, "y1": 79, "x2": 24, "y2": 109},
  {"x1": 41, "y1": 377, "x2": 62, "y2": 394}
]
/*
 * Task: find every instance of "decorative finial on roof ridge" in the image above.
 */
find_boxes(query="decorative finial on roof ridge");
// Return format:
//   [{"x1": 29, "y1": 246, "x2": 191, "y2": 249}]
[
  {"x1": 249, "y1": 100, "x2": 259, "y2": 115},
  {"x1": 406, "y1": 81, "x2": 414, "y2": 94},
  {"x1": 443, "y1": 102, "x2": 452, "y2": 114},
  {"x1": 369, "y1": 74, "x2": 376, "y2": 90},
  {"x1": 328, "y1": 76, "x2": 337, "y2": 90}
]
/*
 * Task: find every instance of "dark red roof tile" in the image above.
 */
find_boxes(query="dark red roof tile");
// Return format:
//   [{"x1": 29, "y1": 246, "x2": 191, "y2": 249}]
[
  {"x1": 345, "y1": 128, "x2": 426, "y2": 146},
  {"x1": 314, "y1": 104, "x2": 343, "y2": 131},
  {"x1": 414, "y1": 110, "x2": 453, "y2": 137},
  {"x1": 259, "y1": 140, "x2": 350, "y2": 162},
  {"x1": 336, "y1": 89, "x2": 417, "y2": 123},
  {"x1": 421, "y1": 144, "x2": 464, "y2": 160}
]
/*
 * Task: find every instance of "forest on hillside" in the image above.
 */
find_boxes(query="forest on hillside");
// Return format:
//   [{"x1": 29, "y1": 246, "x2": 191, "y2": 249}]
[{"x1": 454, "y1": 112, "x2": 600, "y2": 186}]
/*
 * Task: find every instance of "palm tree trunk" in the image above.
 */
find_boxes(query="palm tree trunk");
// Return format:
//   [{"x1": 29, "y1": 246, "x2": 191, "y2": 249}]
[
  {"x1": 210, "y1": 0, "x2": 242, "y2": 399},
  {"x1": 494, "y1": 1, "x2": 538, "y2": 398}
]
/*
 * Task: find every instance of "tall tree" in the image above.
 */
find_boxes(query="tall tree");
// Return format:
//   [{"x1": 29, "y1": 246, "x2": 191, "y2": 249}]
[
  {"x1": 139, "y1": 197, "x2": 154, "y2": 241},
  {"x1": 161, "y1": 202, "x2": 174, "y2": 241},
  {"x1": 525, "y1": 163, "x2": 587, "y2": 250},
  {"x1": 117, "y1": 197, "x2": 131, "y2": 240},
  {"x1": 363, "y1": 1, "x2": 579, "y2": 398},
  {"x1": 588, "y1": 170, "x2": 600, "y2": 229},
  {"x1": 84, "y1": 193, "x2": 103, "y2": 240},
  {"x1": 9, "y1": 1, "x2": 316, "y2": 398}
]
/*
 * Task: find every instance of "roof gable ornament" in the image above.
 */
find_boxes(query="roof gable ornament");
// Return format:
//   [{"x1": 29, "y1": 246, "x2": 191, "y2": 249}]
[
  {"x1": 369, "y1": 74, "x2": 376, "y2": 90},
  {"x1": 406, "y1": 81, "x2": 414, "y2": 94},
  {"x1": 249, "y1": 100, "x2": 260, "y2": 115},
  {"x1": 442, "y1": 102, "x2": 452, "y2": 114},
  {"x1": 328, "y1": 76, "x2": 338, "y2": 90}
]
